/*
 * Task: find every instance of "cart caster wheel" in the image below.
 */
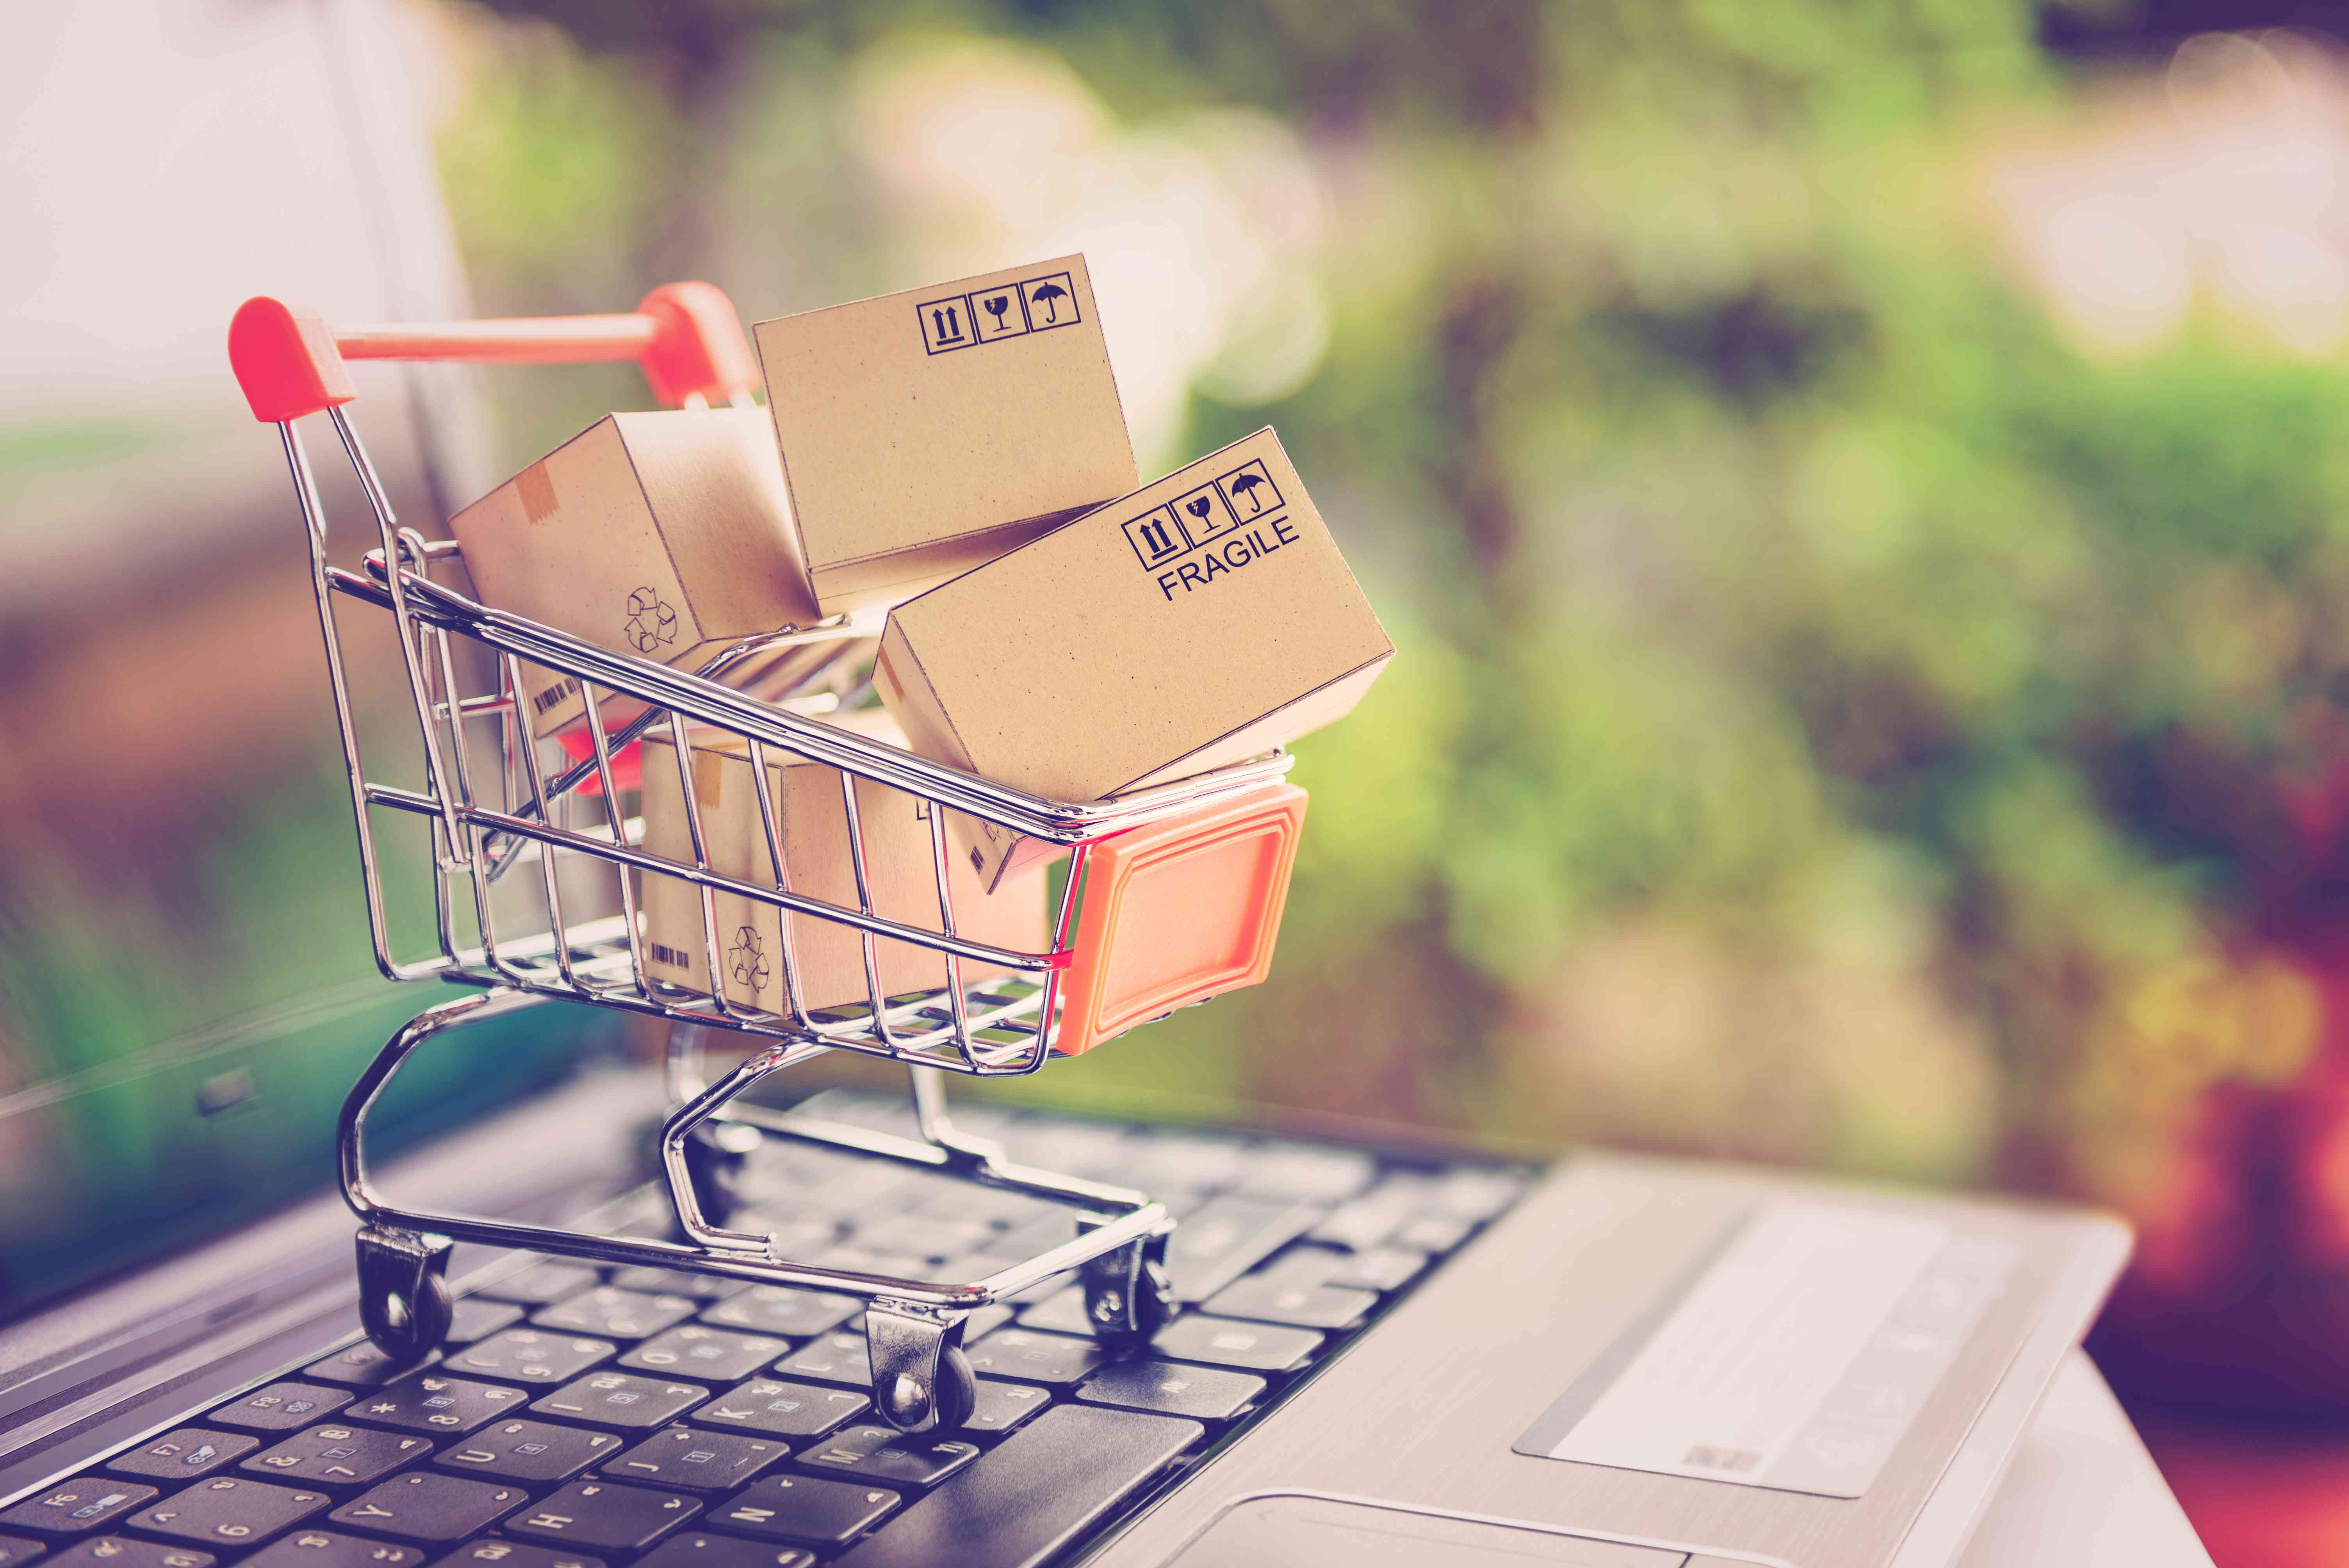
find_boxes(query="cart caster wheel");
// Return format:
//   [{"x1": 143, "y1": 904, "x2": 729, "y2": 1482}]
[
  {"x1": 355, "y1": 1227, "x2": 454, "y2": 1364},
  {"x1": 866, "y1": 1304, "x2": 977, "y2": 1432},
  {"x1": 1078, "y1": 1217, "x2": 1176, "y2": 1350}
]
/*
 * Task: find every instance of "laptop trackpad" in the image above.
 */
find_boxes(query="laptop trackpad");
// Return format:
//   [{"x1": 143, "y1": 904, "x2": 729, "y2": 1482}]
[{"x1": 1167, "y1": 1493, "x2": 1691, "y2": 1567}]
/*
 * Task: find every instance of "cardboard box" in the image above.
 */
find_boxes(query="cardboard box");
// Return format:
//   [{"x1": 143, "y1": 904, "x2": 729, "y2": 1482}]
[
  {"x1": 637, "y1": 712, "x2": 1044, "y2": 1013},
  {"x1": 447, "y1": 408, "x2": 822, "y2": 739},
  {"x1": 752, "y1": 256, "x2": 1137, "y2": 614},
  {"x1": 875, "y1": 427, "x2": 1392, "y2": 887}
]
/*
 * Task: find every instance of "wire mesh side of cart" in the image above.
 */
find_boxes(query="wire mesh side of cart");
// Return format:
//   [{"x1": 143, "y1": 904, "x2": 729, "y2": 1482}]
[{"x1": 280, "y1": 404, "x2": 1296, "y2": 1077}]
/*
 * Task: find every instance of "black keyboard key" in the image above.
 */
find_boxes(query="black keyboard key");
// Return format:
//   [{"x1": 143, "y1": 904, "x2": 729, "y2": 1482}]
[
  {"x1": 43, "y1": 1539, "x2": 208, "y2": 1568},
  {"x1": 346, "y1": 1377, "x2": 528, "y2": 1435},
  {"x1": 128, "y1": 1477, "x2": 329, "y2": 1546},
  {"x1": 607, "y1": 1269, "x2": 747, "y2": 1301},
  {"x1": 633, "y1": 1535, "x2": 811, "y2": 1568},
  {"x1": 2, "y1": 1485, "x2": 159, "y2": 1538},
  {"x1": 690, "y1": 1381, "x2": 869, "y2": 1441},
  {"x1": 434, "y1": 1420, "x2": 622, "y2": 1483},
  {"x1": 531, "y1": 1289, "x2": 697, "y2": 1341},
  {"x1": 1012, "y1": 1290, "x2": 1096, "y2": 1338},
  {"x1": 1391, "y1": 1213, "x2": 1475, "y2": 1254},
  {"x1": 473, "y1": 1264, "x2": 598, "y2": 1307},
  {"x1": 109, "y1": 1430, "x2": 258, "y2": 1482},
  {"x1": 428, "y1": 1539, "x2": 606, "y2": 1568},
  {"x1": 210, "y1": 1385, "x2": 353, "y2": 1434},
  {"x1": 448, "y1": 1331, "x2": 616, "y2": 1386},
  {"x1": 1075, "y1": 1360, "x2": 1264, "y2": 1420},
  {"x1": 242, "y1": 1531, "x2": 428, "y2": 1568},
  {"x1": 326, "y1": 1475, "x2": 523, "y2": 1545},
  {"x1": 854, "y1": 1216, "x2": 991, "y2": 1265},
  {"x1": 1424, "y1": 1167, "x2": 1527, "y2": 1221},
  {"x1": 603, "y1": 1431, "x2": 788, "y2": 1493},
  {"x1": 1233, "y1": 1145, "x2": 1374, "y2": 1203},
  {"x1": 1203, "y1": 1273, "x2": 1376, "y2": 1330},
  {"x1": 504, "y1": 1482, "x2": 700, "y2": 1554},
  {"x1": 797, "y1": 1428, "x2": 977, "y2": 1490},
  {"x1": 770, "y1": 1333, "x2": 866, "y2": 1388},
  {"x1": 962, "y1": 1382, "x2": 1050, "y2": 1440},
  {"x1": 961, "y1": 1329, "x2": 1102, "y2": 1387},
  {"x1": 241, "y1": 1425, "x2": 433, "y2": 1486},
  {"x1": 618, "y1": 1327, "x2": 784, "y2": 1383},
  {"x1": 704, "y1": 1477, "x2": 897, "y2": 1549},
  {"x1": 304, "y1": 1344, "x2": 433, "y2": 1391},
  {"x1": 530, "y1": 1373, "x2": 707, "y2": 1430},
  {"x1": 1150, "y1": 1315, "x2": 1321, "y2": 1372},
  {"x1": 1322, "y1": 1246, "x2": 1428, "y2": 1292},
  {"x1": 0, "y1": 1536, "x2": 40, "y2": 1568},
  {"x1": 1160, "y1": 1195, "x2": 1319, "y2": 1302},
  {"x1": 832, "y1": 1405, "x2": 1199, "y2": 1568},
  {"x1": 441, "y1": 1300, "x2": 524, "y2": 1347},
  {"x1": 699, "y1": 1289, "x2": 858, "y2": 1339}
]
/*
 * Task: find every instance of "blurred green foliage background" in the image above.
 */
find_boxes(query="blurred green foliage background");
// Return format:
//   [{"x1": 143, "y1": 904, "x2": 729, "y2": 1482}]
[{"x1": 423, "y1": 0, "x2": 2349, "y2": 1227}]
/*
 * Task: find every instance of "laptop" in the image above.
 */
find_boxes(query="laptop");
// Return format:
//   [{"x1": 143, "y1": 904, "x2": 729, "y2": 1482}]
[
  {"x1": 0, "y1": 5, "x2": 2129, "y2": 1565},
  {"x1": 0, "y1": 1034, "x2": 2126, "y2": 1568}
]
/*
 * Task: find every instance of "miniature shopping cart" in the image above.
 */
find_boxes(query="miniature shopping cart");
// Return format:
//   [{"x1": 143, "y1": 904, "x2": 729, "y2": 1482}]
[{"x1": 227, "y1": 284, "x2": 1308, "y2": 1432}]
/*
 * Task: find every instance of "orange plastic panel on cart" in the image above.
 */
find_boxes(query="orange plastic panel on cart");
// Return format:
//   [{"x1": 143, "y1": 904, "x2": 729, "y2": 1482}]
[{"x1": 1053, "y1": 783, "x2": 1307, "y2": 1056}]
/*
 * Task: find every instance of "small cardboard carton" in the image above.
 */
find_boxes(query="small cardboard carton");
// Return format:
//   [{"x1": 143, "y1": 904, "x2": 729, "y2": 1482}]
[
  {"x1": 752, "y1": 255, "x2": 1137, "y2": 614},
  {"x1": 638, "y1": 711, "x2": 1044, "y2": 1013},
  {"x1": 447, "y1": 407, "x2": 822, "y2": 739},
  {"x1": 875, "y1": 427, "x2": 1392, "y2": 888}
]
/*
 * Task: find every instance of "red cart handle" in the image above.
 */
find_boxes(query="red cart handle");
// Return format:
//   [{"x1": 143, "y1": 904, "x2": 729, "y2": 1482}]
[{"x1": 227, "y1": 283, "x2": 759, "y2": 423}]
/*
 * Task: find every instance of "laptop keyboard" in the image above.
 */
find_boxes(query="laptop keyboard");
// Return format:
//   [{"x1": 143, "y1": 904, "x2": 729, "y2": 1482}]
[{"x1": 1, "y1": 1090, "x2": 1531, "y2": 1568}]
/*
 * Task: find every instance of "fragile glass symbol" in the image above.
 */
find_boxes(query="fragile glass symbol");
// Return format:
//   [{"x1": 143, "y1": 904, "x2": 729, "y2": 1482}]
[
  {"x1": 984, "y1": 295, "x2": 1011, "y2": 331},
  {"x1": 1186, "y1": 496, "x2": 1215, "y2": 527}
]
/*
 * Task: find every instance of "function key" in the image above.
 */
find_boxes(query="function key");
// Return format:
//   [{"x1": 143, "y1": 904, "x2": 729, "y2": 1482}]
[
  {"x1": 602, "y1": 1430, "x2": 788, "y2": 1493},
  {"x1": 241, "y1": 1531, "x2": 428, "y2": 1568},
  {"x1": 530, "y1": 1373, "x2": 708, "y2": 1431},
  {"x1": 0, "y1": 1484, "x2": 159, "y2": 1538},
  {"x1": 426, "y1": 1539, "x2": 607, "y2": 1568},
  {"x1": 700, "y1": 1289, "x2": 858, "y2": 1340},
  {"x1": 108, "y1": 1430, "x2": 258, "y2": 1482},
  {"x1": 795, "y1": 1427, "x2": 977, "y2": 1490},
  {"x1": 690, "y1": 1381, "x2": 868, "y2": 1441},
  {"x1": 240, "y1": 1425, "x2": 432, "y2": 1486},
  {"x1": 1150, "y1": 1315, "x2": 1322, "y2": 1373},
  {"x1": 618, "y1": 1327, "x2": 784, "y2": 1383},
  {"x1": 962, "y1": 1329, "x2": 1103, "y2": 1387},
  {"x1": 503, "y1": 1482, "x2": 700, "y2": 1554},
  {"x1": 448, "y1": 1330, "x2": 616, "y2": 1386},
  {"x1": 41, "y1": 1540, "x2": 208, "y2": 1568},
  {"x1": 474, "y1": 1264, "x2": 599, "y2": 1307},
  {"x1": 324, "y1": 1474, "x2": 523, "y2": 1544},
  {"x1": 209, "y1": 1385, "x2": 353, "y2": 1434},
  {"x1": 432, "y1": 1419, "x2": 621, "y2": 1484},
  {"x1": 1075, "y1": 1360, "x2": 1264, "y2": 1422},
  {"x1": 302, "y1": 1343, "x2": 429, "y2": 1391},
  {"x1": 126, "y1": 1476, "x2": 329, "y2": 1546},
  {"x1": 704, "y1": 1476, "x2": 897, "y2": 1549},
  {"x1": 634, "y1": 1535, "x2": 813, "y2": 1568},
  {"x1": 344, "y1": 1377, "x2": 528, "y2": 1435},
  {"x1": 531, "y1": 1290, "x2": 695, "y2": 1341},
  {"x1": 961, "y1": 1381, "x2": 1050, "y2": 1440},
  {"x1": 440, "y1": 1299, "x2": 524, "y2": 1347}
]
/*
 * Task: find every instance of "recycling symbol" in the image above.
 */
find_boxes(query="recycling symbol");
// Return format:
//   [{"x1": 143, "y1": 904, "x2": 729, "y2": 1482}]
[
  {"x1": 726, "y1": 926, "x2": 770, "y2": 993},
  {"x1": 624, "y1": 587, "x2": 678, "y2": 654}
]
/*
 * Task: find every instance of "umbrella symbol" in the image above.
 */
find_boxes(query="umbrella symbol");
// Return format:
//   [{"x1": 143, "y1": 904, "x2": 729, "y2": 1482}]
[
  {"x1": 727, "y1": 927, "x2": 769, "y2": 993},
  {"x1": 1029, "y1": 281, "x2": 1068, "y2": 323},
  {"x1": 1230, "y1": 472, "x2": 1268, "y2": 514},
  {"x1": 624, "y1": 588, "x2": 678, "y2": 654},
  {"x1": 983, "y1": 295, "x2": 1012, "y2": 332}
]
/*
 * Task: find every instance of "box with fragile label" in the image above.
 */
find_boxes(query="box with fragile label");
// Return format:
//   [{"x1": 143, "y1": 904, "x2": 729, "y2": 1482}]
[
  {"x1": 637, "y1": 712, "x2": 1044, "y2": 1013},
  {"x1": 447, "y1": 408, "x2": 823, "y2": 739},
  {"x1": 752, "y1": 256, "x2": 1137, "y2": 614},
  {"x1": 875, "y1": 427, "x2": 1392, "y2": 887}
]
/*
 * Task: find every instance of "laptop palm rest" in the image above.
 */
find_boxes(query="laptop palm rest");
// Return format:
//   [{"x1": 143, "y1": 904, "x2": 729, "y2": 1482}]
[{"x1": 1166, "y1": 1493, "x2": 1714, "y2": 1567}]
